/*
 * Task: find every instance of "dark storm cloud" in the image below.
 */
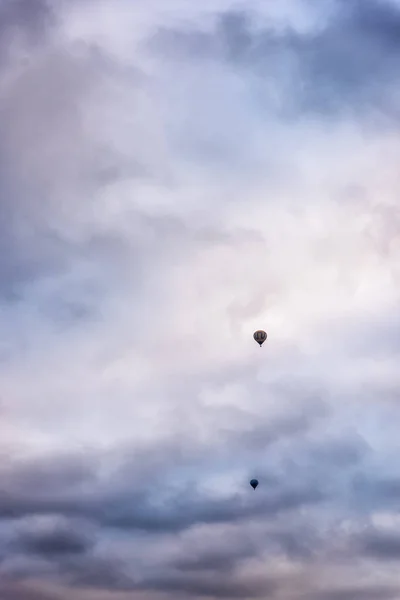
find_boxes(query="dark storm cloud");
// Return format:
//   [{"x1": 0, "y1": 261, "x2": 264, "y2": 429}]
[{"x1": 152, "y1": 0, "x2": 400, "y2": 118}]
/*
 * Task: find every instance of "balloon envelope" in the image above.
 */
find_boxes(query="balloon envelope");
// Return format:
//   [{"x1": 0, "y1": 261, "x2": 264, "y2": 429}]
[
  {"x1": 250, "y1": 479, "x2": 259, "y2": 490},
  {"x1": 253, "y1": 330, "x2": 267, "y2": 346}
]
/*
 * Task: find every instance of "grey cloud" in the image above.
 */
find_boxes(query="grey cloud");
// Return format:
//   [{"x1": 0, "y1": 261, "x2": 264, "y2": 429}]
[
  {"x1": 59, "y1": 555, "x2": 135, "y2": 592},
  {"x1": 97, "y1": 484, "x2": 325, "y2": 533},
  {"x1": 151, "y1": 0, "x2": 400, "y2": 119},
  {"x1": 49, "y1": 549, "x2": 276, "y2": 598},
  {"x1": 0, "y1": 442, "x2": 327, "y2": 532},
  {"x1": 0, "y1": 392, "x2": 370, "y2": 539},
  {"x1": 0, "y1": 444, "x2": 398, "y2": 596},
  {"x1": 310, "y1": 585, "x2": 400, "y2": 600},
  {"x1": 0, "y1": 0, "x2": 54, "y2": 63},
  {"x1": 15, "y1": 528, "x2": 92, "y2": 557},
  {"x1": 143, "y1": 571, "x2": 277, "y2": 599},
  {"x1": 3, "y1": 452, "x2": 97, "y2": 494},
  {"x1": 268, "y1": 528, "x2": 320, "y2": 560},
  {"x1": 357, "y1": 529, "x2": 400, "y2": 560},
  {"x1": 206, "y1": 398, "x2": 328, "y2": 456},
  {"x1": 0, "y1": 35, "x2": 149, "y2": 302},
  {"x1": 324, "y1": 310, "x2": 400, "y2": 360},
  {"x1": 173, "y1": 544, "x2": 256, "y2": 573},
  {"x1": 1, "y1": 1, "x2": 400, "y2": 598},
  {"x1": 300, "y1": 435, "x2": 369, "y2": 475},
  {"x1": 172, "y1": 522, "x2": 319, "y2": 574},
  {"x1": 0, "y1": 581, "x2": 62, "y2": 600},
  {"x1": 352, "y1": 474, "x2": 400, "y2": 506},
  {"x1": 0, "y1": 453, "x2": 98, "y2": 519}
]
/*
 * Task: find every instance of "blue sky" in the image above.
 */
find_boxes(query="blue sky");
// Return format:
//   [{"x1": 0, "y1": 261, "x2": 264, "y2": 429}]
[{"x1": 1, "y1": 0, "x2": 400, "y2": 598}]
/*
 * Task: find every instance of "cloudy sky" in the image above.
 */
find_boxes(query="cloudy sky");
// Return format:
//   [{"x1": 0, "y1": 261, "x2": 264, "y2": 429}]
[{"x1": 1, "y1": 0, "x2": 400, "y2": 598}]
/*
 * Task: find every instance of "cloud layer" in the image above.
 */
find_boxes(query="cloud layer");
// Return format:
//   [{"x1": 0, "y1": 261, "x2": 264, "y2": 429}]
[{"x1": 1, "y1": 0, "x2": 400, "y2": 598}]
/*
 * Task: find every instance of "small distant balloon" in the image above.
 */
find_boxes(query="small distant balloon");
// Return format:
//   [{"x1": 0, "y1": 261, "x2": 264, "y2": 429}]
[
  {"x1": 250, "y1": 479, "x2": 259, "y2": 490},
  {"x1": 253, "y1": 330, "x2": 267, "y2": 347}
]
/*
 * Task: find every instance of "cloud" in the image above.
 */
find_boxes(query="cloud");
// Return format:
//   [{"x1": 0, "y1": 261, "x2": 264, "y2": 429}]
[
  {"x1": 0, "y1": 0, "x2": 54, "y2": 62},
  {"x1": 15, "y1": 527, "x2": 92, "y2": 558},
  {"x1": 356, "y1": 528, "x2": 400, "y2": 560},
  {"x1": 151, "y1": 0, "x2": 400, "y2": 119},
  {"x1": 1, "y1": 0, "x2": 400, "y2": 598},
  {"x1": 309, "y1": 586, "x2": 400, "y2": 600},
  {"x1": 0, "y1": 419, "x2": 328, "y2": 532},
  {"x1": 139, "y1": 572, "x2": 277, "y2": 598},
  {"x1": 0, "y1": 581, "x2": 63, "y2": 600}
]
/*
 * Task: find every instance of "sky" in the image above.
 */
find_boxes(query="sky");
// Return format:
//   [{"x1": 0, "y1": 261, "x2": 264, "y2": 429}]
[{"x1": 1, "y1": 0, "x2": 400, "y2": 598}]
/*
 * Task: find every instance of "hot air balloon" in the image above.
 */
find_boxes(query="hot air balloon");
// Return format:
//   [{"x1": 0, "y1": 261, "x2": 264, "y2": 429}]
[
  {"x1": 253, "y1": 330, "x2": 267, "y2": 347},
  {"x1": 250, "y1": 479, "x2": 259, "y2": 490}
]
